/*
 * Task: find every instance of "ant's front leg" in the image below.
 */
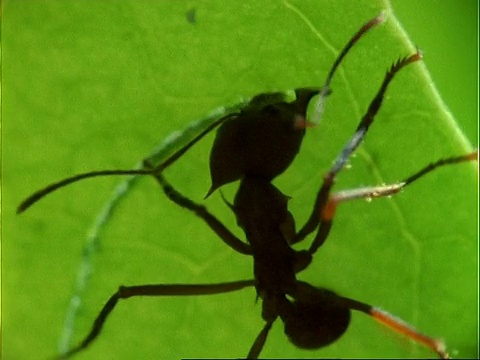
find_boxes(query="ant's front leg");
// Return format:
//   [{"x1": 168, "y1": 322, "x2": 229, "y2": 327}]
[{"x1": 293, "y1": 51, "x2": 424, "y2": 247}]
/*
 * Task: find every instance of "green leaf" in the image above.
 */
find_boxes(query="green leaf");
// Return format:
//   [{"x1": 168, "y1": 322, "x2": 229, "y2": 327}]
[{"x1": 2, "y1": 0, "x2": 477, "y2": 359}]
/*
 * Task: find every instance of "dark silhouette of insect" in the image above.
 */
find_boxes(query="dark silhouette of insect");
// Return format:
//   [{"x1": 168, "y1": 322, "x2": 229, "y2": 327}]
[{"x1": 18, "y1": 13, "x2": 477, "y2": 359}]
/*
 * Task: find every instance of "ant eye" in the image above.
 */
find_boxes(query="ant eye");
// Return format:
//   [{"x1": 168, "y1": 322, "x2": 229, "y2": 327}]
[{"x1": 281, "y1": 296, "x2": 351, "y2": 349}]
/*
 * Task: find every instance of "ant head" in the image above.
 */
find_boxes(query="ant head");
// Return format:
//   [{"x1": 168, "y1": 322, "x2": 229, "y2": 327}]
[
  {"x1": 280, "y1": 289, "x2": 351, "y2": 349},
  {"x1": 206, "y1": 88, "x2": 319, "y2": 197}
]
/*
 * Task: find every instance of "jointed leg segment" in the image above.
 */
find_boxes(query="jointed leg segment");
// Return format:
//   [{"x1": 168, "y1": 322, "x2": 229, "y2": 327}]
[
  {"x1": 57, "y1": 280, "x2": 255, "y2": 359},
  {"x1": 144, "y1": 160, "x2": 252, "y2": 255},
  {"x1": 310, "y1": 150, "x2": 477, "y2": 255},
  {"x1": 296, "y1": 51, "x2": 424, "y2": 246}
]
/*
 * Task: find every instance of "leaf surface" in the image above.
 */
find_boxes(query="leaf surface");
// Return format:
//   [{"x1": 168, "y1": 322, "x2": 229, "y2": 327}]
[{"x1": 2, "y1": 0, "x2": 477, "y2": 359}]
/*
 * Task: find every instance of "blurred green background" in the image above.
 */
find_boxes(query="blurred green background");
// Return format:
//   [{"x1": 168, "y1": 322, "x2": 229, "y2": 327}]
[
  {"x1": 392, "y1": 0, "x2": 477, "y2": 144},
  {"x1": 2, "y1": 1, "x2": 477, "y2": 359}
]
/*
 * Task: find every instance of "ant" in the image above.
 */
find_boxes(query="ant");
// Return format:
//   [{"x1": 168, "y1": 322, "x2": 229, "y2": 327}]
[{"x1": 18, "y1": 13, "x2": 477, "y2": 359}]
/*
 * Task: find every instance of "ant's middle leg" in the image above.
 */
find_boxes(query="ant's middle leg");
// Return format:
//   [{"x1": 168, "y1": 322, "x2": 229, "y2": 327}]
[
  {"x1": 293, "y1": 50, "x2": 424, "y2": 246},
  {"x1": 307, "y1": 151, "x2": 477, "y2": 254},
  {"x1": 144, "y1": 160, "x2": 252, "y2": 255}
]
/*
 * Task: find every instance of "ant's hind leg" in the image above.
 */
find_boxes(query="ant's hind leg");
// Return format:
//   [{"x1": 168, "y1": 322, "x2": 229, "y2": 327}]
[
  {"x1": 291, "y1": 280, "x2": 449, "y2": 359},
  {"x1": 57, "y1": 280, "x2": 255, "y2": 359}
]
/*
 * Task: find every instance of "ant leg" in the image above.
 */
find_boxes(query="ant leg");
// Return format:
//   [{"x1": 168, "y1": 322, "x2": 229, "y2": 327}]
[
  {"x1": 246, "y1": 321, "x2": 275, "y2": 359},
  {"x1": 292, "y1": 281, "x2": 449, "y2": 359},
  {"x1": 144, "y1": 160, "x2": 252, "y2": 255},
  {"x1": 294, "y1": 51, "x2": 423, "y2": 244},
  {"x1": 367, "y1": 307, "x2": 448, "y2": 359},
  {"x1": 307, "y1": 151, "x2": 477, "y2": 254},
  {"x1": 57, "y1": 280, "x2": 255, "y2": 359}
]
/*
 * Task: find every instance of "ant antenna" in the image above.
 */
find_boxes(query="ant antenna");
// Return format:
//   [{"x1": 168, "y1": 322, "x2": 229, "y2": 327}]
[
  {"x1": 17, "y1": 115, "x2": 227, "y2": 213},
  {"x1": 312, "y1": 12, "x2": 386, "y2": 124},
  {"x1": 17, "y1": 13, "x2": 386, "y2": 214}
]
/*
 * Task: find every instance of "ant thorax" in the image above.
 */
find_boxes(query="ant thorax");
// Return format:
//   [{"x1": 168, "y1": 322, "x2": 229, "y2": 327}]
[{"x1": 233, "y1": 177, "x2": 298, "y2": 297}]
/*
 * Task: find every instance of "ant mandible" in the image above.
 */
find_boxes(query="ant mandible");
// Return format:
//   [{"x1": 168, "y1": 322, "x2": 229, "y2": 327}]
[{"x1": 18, "y1": 13, "x2": 477, "y2": 359}]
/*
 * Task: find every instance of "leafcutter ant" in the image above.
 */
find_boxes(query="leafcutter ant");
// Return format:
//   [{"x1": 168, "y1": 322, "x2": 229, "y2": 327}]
[{"x1": 18, "y1": 12, "x2": 477, "y2": 359}]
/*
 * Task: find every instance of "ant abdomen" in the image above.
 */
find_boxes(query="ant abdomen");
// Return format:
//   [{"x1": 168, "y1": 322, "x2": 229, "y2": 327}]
[
  {"x1": 207, "y1": 88, "x2": 319, "y2": 196},
  {"x1": 279, "y1": 290, "x2": 351, "y2": 350}
]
